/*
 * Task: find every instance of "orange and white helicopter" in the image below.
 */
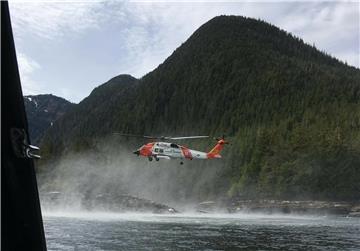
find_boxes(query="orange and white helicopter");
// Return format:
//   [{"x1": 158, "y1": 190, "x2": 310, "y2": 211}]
[{"x1": 118, "y1": 134, "x2": 229, "y2": 165}]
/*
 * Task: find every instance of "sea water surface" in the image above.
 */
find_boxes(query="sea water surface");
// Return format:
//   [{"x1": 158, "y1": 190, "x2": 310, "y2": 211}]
[{"x1": 43, "y1": 211, "x2": 360, "y2": 250}]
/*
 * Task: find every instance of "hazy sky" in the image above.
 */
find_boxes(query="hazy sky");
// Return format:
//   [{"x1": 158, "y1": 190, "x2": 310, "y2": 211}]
[{"x1": 9, "y1": 1, "x2": 360, "y2": 103}]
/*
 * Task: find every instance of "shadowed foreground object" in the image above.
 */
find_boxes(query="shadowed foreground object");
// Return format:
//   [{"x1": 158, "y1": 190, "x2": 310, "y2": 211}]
[{"x1": 1, "y1": 2, "x2": 47, "y2": 250}]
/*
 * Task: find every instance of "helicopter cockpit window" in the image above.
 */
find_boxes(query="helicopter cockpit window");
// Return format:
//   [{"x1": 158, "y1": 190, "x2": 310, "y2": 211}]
[{"x1": 170, "y1": 143, "x2": 179, "y2": 148}]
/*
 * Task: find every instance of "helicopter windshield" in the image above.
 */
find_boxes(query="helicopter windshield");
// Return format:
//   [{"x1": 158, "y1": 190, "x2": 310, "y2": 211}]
[{"x1": 170, "y1": 143, "x2": 179, "y2": 148}]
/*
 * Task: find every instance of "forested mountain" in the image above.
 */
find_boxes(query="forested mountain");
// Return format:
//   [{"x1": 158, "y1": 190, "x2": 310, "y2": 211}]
[
  {"x1": 40, "y1": 16, "x2": 360, "y2": 202},
  {"x1": 24, "y1": 94, "x2": 74, "y2": 144}
]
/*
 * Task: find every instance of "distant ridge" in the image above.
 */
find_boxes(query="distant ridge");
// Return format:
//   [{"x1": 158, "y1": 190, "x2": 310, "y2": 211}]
[{"x1": 24, "y1": 94, "x2": 74, "y2": 144}]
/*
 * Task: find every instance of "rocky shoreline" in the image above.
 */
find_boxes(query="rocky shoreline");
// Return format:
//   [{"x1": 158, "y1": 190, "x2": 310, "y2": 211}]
[
  {"x1": 41, "y1": 192, "x2": 178, "y2": 214},
  {"x1": 42, "y1": 192, "x2": 360, "y2": 216},
  {"x1": 197, "y1": 199, "x2": 360, "y2": 217}
]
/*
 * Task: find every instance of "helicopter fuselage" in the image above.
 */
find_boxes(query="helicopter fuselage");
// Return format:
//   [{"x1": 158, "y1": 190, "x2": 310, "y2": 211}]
[
  {"x1": 133, "y1": 139, "x2": 227, "y2": 163},
  {"x1": 133, "y1": 142, "x2": 209, "y2": 160}
]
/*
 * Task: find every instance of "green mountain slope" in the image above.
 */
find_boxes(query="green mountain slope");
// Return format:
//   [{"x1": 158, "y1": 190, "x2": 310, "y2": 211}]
[
  {"x1": 40, "y1": 16, "x2": 360, "y2": 201},
  {"x1": 42, "y1": 74, "x2": 137, "y2": 153},
  {"x1": 24, "y1": 94, "x2": 74, "y2": 144}
]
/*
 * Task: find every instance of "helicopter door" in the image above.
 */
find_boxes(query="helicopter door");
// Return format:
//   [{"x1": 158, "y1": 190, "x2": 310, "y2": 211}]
[{"x1": 169, "y1": 144, "x2": 182, "y2": 157}]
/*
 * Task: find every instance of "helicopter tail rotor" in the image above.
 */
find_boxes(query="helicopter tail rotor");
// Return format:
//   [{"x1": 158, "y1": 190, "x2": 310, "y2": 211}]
[
  {"x1": 207, "y1": 135, "x2": 229, "y2": 159},
  {"x1": 213, "y1": 134, "x2": 229, "y2": 144}
]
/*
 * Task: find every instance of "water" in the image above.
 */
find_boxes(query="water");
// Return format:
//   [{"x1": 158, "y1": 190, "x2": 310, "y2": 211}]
[{"x1": 43, "y1": 212, "x2": 360, "y2": 250}]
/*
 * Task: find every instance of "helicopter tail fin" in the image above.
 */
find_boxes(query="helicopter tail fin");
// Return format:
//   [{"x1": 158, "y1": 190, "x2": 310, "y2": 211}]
[{"x1": 207, "y1": 137, "x2": 229, "y2": 159}]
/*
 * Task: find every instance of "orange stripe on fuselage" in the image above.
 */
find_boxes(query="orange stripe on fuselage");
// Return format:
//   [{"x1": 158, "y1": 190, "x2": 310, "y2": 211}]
[{"x1": 181, "y1": 146, "x2": 192, "y2": 159}]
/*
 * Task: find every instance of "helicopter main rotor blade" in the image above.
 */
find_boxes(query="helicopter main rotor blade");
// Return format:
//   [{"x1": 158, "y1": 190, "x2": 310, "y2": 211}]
[
  {"x1": 169, "y1": 136, "x2": 209, "y2": 140},
  {"x1": 113, "y1": 133, "x2": 156, "y2": 139},
  {"x1": 114, "y1": 133, "x2": 209, "y2": 140}
]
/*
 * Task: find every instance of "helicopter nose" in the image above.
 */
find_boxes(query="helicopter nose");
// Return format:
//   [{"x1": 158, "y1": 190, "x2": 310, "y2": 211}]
[{"x1": 133, "y1": 150, "x2": 140, "y2": 155}]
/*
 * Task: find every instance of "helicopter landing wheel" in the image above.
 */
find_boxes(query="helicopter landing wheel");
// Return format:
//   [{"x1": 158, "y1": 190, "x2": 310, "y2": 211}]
[{"x1": 148, "y1": 157, "x2": 153, "y2": 162}]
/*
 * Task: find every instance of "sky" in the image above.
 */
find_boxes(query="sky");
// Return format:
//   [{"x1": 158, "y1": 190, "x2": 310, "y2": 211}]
[{"x1": 9, "y1": 0, "x2": 360, "y2": 103}]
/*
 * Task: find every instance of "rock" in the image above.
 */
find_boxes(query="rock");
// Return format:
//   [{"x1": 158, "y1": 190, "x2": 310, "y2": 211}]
[
  {"x1": 349, "y1": 205, "x2": 360, "y2": 217},
  {"x1": 349, "y1": 212, "x2": 360, "y2": 217},
  {"x1": 90, "y1": 193, "x2": 179, "y2": 214},
  {"x1": 196, "y1": 201, "x2": 217, "y2": 213},
  {"x1": 226, "y1": 199, "x2": 358, "y2": 216},
  {"x1": 41, "y1": 192, "x2": 179, "y2": 214}
]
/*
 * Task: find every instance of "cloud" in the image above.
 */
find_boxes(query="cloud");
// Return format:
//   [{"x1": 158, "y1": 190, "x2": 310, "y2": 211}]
[
  {"x1": 8, "y1": 1, "x2": 360, "y2": 102},
  {"x1": 108, "y1": 2, "x2": 236, "y2": 77},
  {"x1": 271, "y1": 2, "x2": 359, "y2": 66},
  {"x1": 17, "y1": 53, "x2": 43, "y2": 95},
  {"x1": 9, "y1": 1, "x2": 104, "y2": 41},
  {"x1": 114, "y1": 1, "x2": 359, "y2": 78}
]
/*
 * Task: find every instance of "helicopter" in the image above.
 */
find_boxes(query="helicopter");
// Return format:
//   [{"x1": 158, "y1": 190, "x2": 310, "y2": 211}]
[{"x1": 117, "y1": 134, "x2": 229, "y2": 165}]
